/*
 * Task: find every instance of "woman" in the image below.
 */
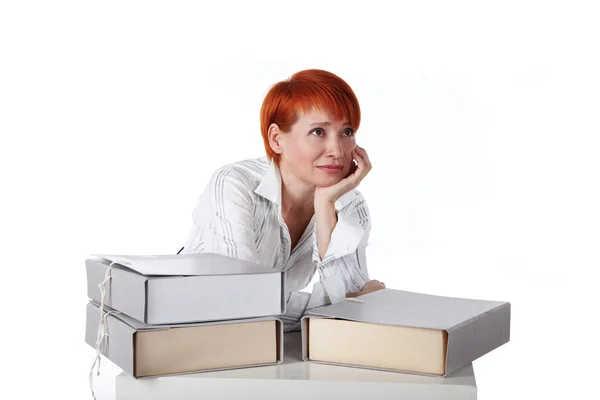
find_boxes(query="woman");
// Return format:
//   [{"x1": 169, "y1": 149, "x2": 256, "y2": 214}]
[{"x1": 179, "y1": 69, "x2": 385, "y2": 331}]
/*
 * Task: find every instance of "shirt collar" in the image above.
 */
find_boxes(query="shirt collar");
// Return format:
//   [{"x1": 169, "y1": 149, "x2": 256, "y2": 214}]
[
  {"x1": 254, "y1": 159, "x2": 359, "y2": 211},
  {"x1": 254, "y1": 158, "x2": 282, "y2": 206}
]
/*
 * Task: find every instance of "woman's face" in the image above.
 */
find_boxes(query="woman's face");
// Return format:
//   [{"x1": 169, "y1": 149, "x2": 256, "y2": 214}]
[{"x1": 274, "y1": 108, "x2": 357, "y2": 187}]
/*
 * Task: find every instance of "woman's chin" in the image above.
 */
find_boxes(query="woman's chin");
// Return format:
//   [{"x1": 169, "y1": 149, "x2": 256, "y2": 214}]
[{"x1": 312, "y1": 175, "x2": 343, "y2": 187}]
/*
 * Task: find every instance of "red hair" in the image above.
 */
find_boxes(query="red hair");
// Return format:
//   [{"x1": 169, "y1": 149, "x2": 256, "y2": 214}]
[{"x1": 260, "y1": 69, "x2": 361, "y2": 164}]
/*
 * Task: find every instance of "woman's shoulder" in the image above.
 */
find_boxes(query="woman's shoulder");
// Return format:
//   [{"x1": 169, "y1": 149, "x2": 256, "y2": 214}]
[{"x1": 207, "y1": 156, "x2": 270, "y2": 192}]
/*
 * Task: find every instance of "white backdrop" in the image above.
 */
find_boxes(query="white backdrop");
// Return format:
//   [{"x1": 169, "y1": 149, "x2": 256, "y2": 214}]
[{"x1": 1, "y1": 1, "x2": 598, "y2": 399}]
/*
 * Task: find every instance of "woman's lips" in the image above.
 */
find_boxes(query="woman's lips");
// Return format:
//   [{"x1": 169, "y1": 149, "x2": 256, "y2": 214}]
[{"x1": 317, "y1": 165, "x2": 344, "y2": 174}]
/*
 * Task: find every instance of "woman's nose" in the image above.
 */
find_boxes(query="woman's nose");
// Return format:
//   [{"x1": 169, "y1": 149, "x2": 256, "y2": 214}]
[{"x1": 325, "y1": 136, "x2": 343, "y2": 157}]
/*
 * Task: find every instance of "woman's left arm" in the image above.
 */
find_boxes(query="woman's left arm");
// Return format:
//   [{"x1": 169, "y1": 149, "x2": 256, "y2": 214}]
[
  {"x1": 310, "y1": 193, "x2": 376, "y2": 306},
  {"x1": 309, "y1": 145, "x2": 383, "y2": 305}
]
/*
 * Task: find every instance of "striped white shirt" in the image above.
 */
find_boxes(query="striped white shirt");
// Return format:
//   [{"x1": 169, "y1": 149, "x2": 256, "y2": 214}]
[{"x1": 180, "y1": 156, "x2": 371, "y2": 331}]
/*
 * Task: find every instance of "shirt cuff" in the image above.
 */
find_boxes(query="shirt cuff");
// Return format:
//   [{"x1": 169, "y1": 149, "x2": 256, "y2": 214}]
[
  {"x1": 312, "y1": 211, "x2": 366, "y2": 266},
  {"x1": 285, "y1": 291, "x2": 310, "y2": 315},
  {"x1": 316, "y1": 275, "x2": 347, "y2": 305},
  {"x1": 306, "y1": 281, "x2": 331, "y2": 310}
]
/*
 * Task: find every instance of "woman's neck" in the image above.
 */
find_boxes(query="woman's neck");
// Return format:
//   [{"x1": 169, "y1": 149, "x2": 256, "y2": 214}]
[{"x1": 278, "y1": 164, "x2": 314, "y2": 215}]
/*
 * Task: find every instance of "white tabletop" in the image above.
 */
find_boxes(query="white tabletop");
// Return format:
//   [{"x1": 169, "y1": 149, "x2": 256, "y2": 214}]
[{"x1": 115, "y1": 331, "x2": 477, "y2": 399}]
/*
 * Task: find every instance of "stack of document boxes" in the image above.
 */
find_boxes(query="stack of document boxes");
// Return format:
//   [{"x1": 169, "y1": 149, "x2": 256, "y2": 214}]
[
  {"x1": 86, "y1": 253, "x2": 511, "y2": 398},
  {"x1": 84, "y1": 253, "x2": 287, "y2": 378}
]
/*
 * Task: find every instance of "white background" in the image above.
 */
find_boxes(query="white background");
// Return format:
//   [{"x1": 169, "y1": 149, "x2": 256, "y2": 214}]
[{"x1": 1, "y1": 1, "x2": 598, "y2": 399}]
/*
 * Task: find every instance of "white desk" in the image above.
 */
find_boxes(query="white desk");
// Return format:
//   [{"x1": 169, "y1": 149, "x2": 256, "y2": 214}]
[{"x1": 116, "y1": 332, "x2": 477, "y2": 399}]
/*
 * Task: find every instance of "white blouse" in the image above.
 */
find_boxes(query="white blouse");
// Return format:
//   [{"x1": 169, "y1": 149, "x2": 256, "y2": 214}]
[{"x1": 180, "y1": 156, "x2": 372, "y2": 331}]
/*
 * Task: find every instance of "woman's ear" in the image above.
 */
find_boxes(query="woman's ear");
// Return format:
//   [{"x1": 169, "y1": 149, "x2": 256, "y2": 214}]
[{"x1": 268, "y1": 123, "x2": 284, "y2": 155}]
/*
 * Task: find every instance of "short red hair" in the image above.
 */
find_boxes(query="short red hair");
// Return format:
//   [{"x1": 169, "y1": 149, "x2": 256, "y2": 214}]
[{"x1": 260, "y1": 69, "x2": 361, "y2": 164}]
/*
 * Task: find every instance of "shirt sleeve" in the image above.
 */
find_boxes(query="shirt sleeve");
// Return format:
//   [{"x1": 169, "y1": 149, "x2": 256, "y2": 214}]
[
  {"x1": 310, "y1": 193, "x2": 372, "y2": 305},
  {"x1": 180, "y1": 167, "x2": 334, "y2": 332}
]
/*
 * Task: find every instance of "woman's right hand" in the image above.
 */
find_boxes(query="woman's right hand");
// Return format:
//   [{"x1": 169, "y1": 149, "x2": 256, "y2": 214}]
[
  {"x1": 361, "y1": 279, "x2": 386, "y2": 293},
  {"x1": 346, "y1": 279, "x2": 386, "y2": 298}
]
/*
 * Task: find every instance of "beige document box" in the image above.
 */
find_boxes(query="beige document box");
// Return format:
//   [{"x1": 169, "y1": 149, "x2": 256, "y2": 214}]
[
  {"x1": 301, "y1": 288, "x2": 510, "y2": 377},
  {"x1": 85, "y1": 301, "x2": 283, "y2": 378}
]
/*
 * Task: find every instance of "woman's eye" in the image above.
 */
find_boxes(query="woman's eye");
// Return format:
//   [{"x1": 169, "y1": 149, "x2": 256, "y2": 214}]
[{"x1": 311, "y1": 128, "x2": 354, "y2": 136}]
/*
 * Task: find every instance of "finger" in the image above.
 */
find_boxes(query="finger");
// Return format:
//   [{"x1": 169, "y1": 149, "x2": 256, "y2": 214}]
[
  {"x1": 357, "y1": 146, "x2": 371, "y2": 170},
  {"x1": 351, "y1": 149, "x2": 367, "y2": 183},
  {"x1": 354, "y1": 147, "x2": 370, "y2": 173},
  {"x1": 353, "y1": 147, "x2": 365, "y2": 169},
  {"x1": 356, "y1": 146, "x2": 372, "y2": 172},
  {"x1": 356, "y1": 149, "x2": 372, "y2": 179}
]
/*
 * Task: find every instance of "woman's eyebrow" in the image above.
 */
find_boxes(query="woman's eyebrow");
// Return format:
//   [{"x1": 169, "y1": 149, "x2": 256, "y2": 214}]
[{"x1": 309, "y1": 121, "x2": 351, "y2": 127}]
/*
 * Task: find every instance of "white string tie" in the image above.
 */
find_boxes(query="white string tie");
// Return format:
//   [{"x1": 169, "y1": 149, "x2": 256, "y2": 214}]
[{"x1": 89, "y1": 262, "x2": 120, "y2": 400}]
